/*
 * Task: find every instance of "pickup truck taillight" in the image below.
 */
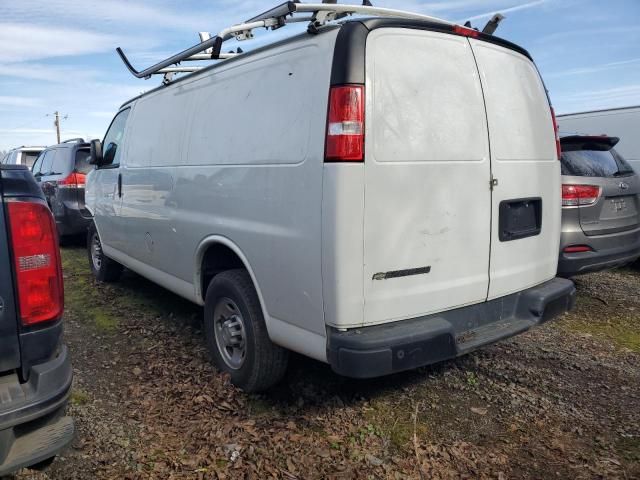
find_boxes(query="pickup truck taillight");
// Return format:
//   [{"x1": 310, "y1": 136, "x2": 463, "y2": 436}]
[
  {"x1": 6, "y1": 200, "x2": 63, "y2": 326},
  {"x1": 58, "y1": 171, "x2": 86, "y2": 189}
]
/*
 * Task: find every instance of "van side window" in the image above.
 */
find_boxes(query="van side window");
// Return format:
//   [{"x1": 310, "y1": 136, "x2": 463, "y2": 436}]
[
  {"x1": 102, "y1": 109, "x2": 130, "y2": 167},
  {"x1": 40, "y1": 150, "x2": 55, "y2": 176},
  {"x1": 31, "y1": 152, "x2": 44, "y2": 174},
  {"x1": 51, "y1": 149, "x2": 69, "y2": 175}
]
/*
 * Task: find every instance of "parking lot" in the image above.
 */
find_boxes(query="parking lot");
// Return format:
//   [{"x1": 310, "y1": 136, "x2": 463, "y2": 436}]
[{"x1": 11, "y1": 244, "x2": 637, "y2": 479}]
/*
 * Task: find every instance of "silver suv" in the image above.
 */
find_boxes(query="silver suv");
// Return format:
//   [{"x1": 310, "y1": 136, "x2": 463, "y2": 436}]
[{"x1": 559, "y1": 134, "x2": 640, "y2": 276}]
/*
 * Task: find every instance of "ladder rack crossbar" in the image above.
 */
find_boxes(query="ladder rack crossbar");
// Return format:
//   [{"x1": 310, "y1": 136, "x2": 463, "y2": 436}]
[
  {"x1": 245, "y1": 1, "x2": 298, "y2": 23},
  {"x1": 294, "y1": 3, "x2": 452, "y2": 25},
  {"x1": 115, "y1": 2, "x2": 454, "y2": 81},
  {"x1": 158, "y1": 67, "x2": 203, "y2": 73}
]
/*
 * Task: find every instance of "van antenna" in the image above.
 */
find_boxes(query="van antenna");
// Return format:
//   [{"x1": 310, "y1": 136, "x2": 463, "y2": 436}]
[{"x1": 115, "y1": 1, "x2": 453, "y2": 82}]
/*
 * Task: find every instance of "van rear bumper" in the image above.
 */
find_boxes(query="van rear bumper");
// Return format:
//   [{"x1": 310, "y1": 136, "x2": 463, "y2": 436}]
[{"x1": 327, "y1": 277, "x2": 576, "y2": 378}]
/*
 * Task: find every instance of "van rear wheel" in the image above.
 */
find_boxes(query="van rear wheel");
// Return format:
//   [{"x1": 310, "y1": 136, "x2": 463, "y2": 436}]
[
  {"x1": 204, "y1": 269, "x2": 288, "y2": 392},
  {"x1": 87, "y1": 223, "x2": 123, "y2": 282}
]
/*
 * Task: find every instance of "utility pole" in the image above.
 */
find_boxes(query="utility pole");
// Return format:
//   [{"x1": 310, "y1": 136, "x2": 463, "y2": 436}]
[{"x1": 53, "y1": 111, "x2": 61, "y2": 144}]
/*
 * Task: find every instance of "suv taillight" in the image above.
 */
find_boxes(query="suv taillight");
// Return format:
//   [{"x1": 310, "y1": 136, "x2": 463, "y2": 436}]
[
  {"x1": 7, "y1": 200, "x2": 63, "y2": 326},
  {"x1": 58, "y1": 171, "x2": 86, "y2": 189},
  {"x1": 325, "y1": 85, "x2": 364, "y2": 162},
  {"x1": 562, "y1": 184, "x2": 601, "y2": 207},
  {"x1": 550, "y1": 106, "x2": 561, "y2": 160}
]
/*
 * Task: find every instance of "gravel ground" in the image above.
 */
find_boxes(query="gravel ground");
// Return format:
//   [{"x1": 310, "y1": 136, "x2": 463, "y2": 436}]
[{"x1": 7, "y1": 246, "x2": 640, "y2": 479}]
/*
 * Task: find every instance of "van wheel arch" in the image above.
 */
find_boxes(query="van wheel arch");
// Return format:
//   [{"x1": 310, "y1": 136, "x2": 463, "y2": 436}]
[{"x1": 196, "y1": 238, "x2": 270, "y2": 326}]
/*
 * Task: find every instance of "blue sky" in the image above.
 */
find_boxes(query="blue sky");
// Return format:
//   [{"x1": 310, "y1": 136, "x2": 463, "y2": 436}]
[{"x1": 0, "y1": 0, "x2": 639, "y2": 151}]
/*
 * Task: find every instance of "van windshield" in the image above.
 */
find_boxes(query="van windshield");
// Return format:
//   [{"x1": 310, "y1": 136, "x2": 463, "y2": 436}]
[{"x1": 561, "y1": 147, "x2": 634, "y2": 178}]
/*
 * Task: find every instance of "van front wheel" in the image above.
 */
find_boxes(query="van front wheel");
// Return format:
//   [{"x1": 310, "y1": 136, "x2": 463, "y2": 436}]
[
  {"x1": 87, "y1": 223, "x2": 123, "y2": 282},
  {"x1": 204, "y1": 269, "x2": 288, "y2": 392}
]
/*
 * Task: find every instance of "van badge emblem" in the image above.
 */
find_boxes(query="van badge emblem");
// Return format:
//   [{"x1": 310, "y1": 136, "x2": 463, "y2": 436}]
[{"x1": 619, "y1": 182, "x2": 629, "y2": 190}]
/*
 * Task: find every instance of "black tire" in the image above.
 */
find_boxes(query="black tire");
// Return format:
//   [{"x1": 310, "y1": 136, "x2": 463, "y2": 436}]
[
  {"x1": 204, "y1": 269, "x2": 289, "y2": 392},
  {"x1": 87, "y1": 223, "x2": 123, "y2": 282}
]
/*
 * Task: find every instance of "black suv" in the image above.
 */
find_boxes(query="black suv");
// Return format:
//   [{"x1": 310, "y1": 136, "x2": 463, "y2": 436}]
[
  {"x1": 31, "y1": 139, "x2": 93, "y2": 242},
  {"x1": 0, "y1": 164, "x2": 73, "y2": 474}
]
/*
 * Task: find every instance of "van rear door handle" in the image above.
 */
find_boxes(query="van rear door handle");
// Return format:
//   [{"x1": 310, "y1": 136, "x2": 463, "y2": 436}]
[{"x1": 117, "y1": 173, "x2": 122, "y2": 198}]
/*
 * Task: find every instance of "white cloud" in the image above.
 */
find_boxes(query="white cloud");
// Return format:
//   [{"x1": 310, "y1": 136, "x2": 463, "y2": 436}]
[
  {"x1": 0, "y1": 23, "x2": 120, "y2": 62},
  {"x1": 1, "y1": 0, "x2": 216, "y2": 32},
  {"x1": 0, "y1": 96, "x2": 43, "y2": 108},
  {"x1": 460, "y1": 0, "x2": 548, "y2": 22},
  {"x1": 545, "y1": 58, "x2": 640, "y2": 79},
  {"x1": 89, "y1": 111, "x2": 119, "y2": 119},
  {"x1": 0, "y1": 63, "x2": 102, "y2": 83},
  {"x1": 557, "y1": 84, "x2": 640, "y2": 113}
]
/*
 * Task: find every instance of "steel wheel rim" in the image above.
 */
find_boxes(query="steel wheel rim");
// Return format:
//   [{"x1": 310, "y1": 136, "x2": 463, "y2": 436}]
[
  {"x1": 91, "y1": 232, "x2": 102, "y2": 271},
  {"x1": 213, "y1": 297, "x2": 247, "y2": 370}
]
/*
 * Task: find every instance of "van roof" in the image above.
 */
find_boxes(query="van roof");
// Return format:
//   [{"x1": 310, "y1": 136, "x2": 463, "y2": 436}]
[{"x1": 120, "y1": 18, "x2": 532, "y2": 111}]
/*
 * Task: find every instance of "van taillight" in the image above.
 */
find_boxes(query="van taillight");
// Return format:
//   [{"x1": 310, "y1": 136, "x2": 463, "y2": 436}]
[
  {"x1": 550, "y1": 107, "x2": 561, "y2": 160},
  {"x1": 562, "y1": 184, "x2": 601, "y2": 207},
  {"x1": 7, "y1": 200, "x2": 63, "y2": 326},
  {"x1": 452, "y1": 25, "x2": 480, "y2": 38},
  {"x1": 325, "y1": 85, "x2": 364, "y2": 162},
  {"x1": 58, "y1": 172, "x2": 86, "y2": 189}
]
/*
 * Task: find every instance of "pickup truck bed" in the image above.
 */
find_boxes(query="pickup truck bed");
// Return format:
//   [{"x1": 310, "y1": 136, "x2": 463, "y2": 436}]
[{"x1": 0, "y1": 165, "x2": 73, "y2": 475}]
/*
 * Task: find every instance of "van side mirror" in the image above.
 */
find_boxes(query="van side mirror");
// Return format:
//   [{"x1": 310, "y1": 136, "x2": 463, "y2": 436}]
[{"x1": 89, "y1": 139, "x2": 103, "y2": 165}]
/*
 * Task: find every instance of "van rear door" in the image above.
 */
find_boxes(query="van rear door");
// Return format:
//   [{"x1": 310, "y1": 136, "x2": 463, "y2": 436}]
[
  {"x1": 363, "y1": 28, "x2": 492, "y2": 325},
  {"x1": 469, "y1": 39, "x2": 561, "y2": 299}
]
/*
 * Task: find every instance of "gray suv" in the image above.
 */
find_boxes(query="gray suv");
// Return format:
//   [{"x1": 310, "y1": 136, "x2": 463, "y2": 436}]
[
  {"x1": 32, "y1": 140, "x2": 94, "y2": 242},
  {"x1": 559, "y1": 134, "x2": 640, "y2": 276}
]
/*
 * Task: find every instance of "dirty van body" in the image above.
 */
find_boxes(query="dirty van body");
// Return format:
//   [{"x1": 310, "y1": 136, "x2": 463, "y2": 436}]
[{"x1": 86, "y1": 16, "x2": 576, "y2": 392}]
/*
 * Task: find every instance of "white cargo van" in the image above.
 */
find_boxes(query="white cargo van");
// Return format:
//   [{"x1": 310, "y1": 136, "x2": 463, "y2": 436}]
[{"x1": 86, "y1": 3, "x2": 576, "y2": 392}]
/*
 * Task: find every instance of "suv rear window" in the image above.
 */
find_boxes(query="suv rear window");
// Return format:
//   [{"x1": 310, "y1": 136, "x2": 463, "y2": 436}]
[
  {"x1": 75, "y1": 149, "x2": 92, "y2": 174},
  {"x1": 561, "y1": 147, "x2": 634, "y2": 178}
]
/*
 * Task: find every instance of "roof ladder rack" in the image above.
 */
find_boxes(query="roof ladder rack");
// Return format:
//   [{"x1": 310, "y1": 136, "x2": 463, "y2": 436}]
[{"x1": 115, "y1": 1, "x2": 454, "y2": 82}]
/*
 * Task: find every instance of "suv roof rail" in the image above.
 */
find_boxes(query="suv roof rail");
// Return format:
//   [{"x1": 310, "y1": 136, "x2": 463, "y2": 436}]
[
  {"x1": 12, "y1": 146, "x2": 45, "y2": 151},
  {"x1": 116, "y1": 1, "x2": 454, "y2": 83},
  {"x1": 62, "y1": 138, "x2": 86, "y2": 144}
]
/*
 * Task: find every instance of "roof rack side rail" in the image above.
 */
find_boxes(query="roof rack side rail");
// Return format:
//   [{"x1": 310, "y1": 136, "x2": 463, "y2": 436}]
[
  {"x1": 115, "y1": 2, "x2": 453, "y2": 81},
  {"x1": 116, "y1": 35, "x2": 224, "y2": 79},
  {"x1": 62, "y1": 138, "x2": 85, "y2": 143},
  {"x1": 116, "y1": 19, "x2": 278, "y2": 79}
]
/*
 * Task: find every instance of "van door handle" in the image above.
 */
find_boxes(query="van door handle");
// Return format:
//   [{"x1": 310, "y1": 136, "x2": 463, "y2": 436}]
[{"x1": 117, "y1": 173, "x2": 122, "y2": 198}]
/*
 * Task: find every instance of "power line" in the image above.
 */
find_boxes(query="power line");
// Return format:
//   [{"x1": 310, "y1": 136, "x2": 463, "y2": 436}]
[{"x1": 5, "y1": 114, "x2": 49, "y2": 132}]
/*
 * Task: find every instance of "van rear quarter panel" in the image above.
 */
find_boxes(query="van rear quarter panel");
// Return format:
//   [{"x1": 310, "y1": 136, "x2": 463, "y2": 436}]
[{"x1": 118, "y1": 29, "x2": 340, "y2": 346}]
